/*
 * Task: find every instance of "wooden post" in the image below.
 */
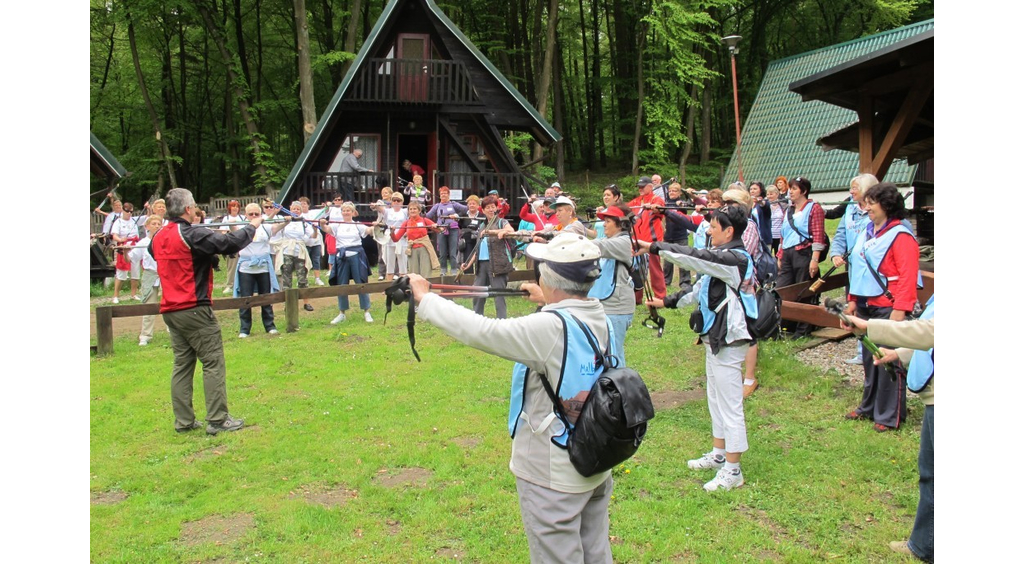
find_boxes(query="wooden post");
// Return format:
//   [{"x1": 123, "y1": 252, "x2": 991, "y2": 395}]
[
  {"x1": 285, "y1": 288, "x2": 300, "y2": 332},
  {"x1": 96, "y1": 306, "x2": 114, "y2": 356}
]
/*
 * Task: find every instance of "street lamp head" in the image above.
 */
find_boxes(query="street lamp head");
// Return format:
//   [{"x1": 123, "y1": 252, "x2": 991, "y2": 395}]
[{"x1": 721, "y1": 35, "x2": 742, "y2": 55}]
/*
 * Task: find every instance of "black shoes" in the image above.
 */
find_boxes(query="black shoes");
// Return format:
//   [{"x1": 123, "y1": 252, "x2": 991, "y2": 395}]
[
  {"x1": 206, "y1": 416, "x2": 244, "y2": 435},
  {"x1": 303, "y1": 303, "x2": 314, "y2": 312}
]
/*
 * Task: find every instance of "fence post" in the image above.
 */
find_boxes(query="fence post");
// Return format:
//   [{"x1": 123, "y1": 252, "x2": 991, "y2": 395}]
[
  {"x1": 96, "y1": 306, "x2": 114, "y2": 356},
  {"x1": 285, "y1": 288, "x2": 300, "y2": 332}
]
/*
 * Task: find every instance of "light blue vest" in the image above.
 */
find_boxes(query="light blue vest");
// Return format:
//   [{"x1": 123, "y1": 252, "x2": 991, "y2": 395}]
[
  {"x1": 841, "y1": 204, "x2": 870, "y2": 253},
  {"x1": 781, "y1": 202, "x2": 814, "y2": 249},
  {"x1": 508, "y1": 310, "x2": 616, "y2": 446},
  {"x1": 693, "y1": 220, "x2": 710, "y2": 250},
  {"x1": 907, "y1": 295, "x2": 935, "y2": 393},
  {"x1": 588, "y1": 258, "x2": 631, "y2": 301},
  {"x1": 693, "y1": 250, "x2": 758, "y2": 334},
  {"x1": 848, "y1": 222, "x2": 918, "y2": 297}
]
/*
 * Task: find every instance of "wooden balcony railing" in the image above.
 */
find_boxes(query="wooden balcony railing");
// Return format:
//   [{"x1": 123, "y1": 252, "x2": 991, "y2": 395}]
[{"x1": 348, "y1": 59, "x2": 481, "y2": 105}]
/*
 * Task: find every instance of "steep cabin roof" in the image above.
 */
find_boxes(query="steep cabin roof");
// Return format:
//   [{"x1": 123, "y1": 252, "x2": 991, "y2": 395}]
[
  {"x1": 90, "y1": 132, "x2": 127, "y2": 183},
  {"x1": 278, "y1": 0, "x2": 559, "y2": 202},
  {"x1": 721, "y1": 19, "x2": 933, "y2": 192}
]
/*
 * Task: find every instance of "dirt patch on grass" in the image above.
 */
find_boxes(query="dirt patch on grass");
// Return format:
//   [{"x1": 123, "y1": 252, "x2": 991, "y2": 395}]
[
  {"x1": 91, "y1": 490, "x2": 128, "y2": 505},
  {"x1": 434, "y1": 546, "x2": 464, "y2": 560},
  {"x1": 453, "y1": 436, "x2": 481, "y2": 449},
  {"x1": 339, "y1": 334, "x2": 369, "y2": 344},
  {"x1": 735, "y1": 505, "x2": 812, "y2": 551},
  {"x1": 650, "y1": 390, "x2": 704, "y2": 411},
  {"x1": 179, "y1": 513, "x2": 255, "y2": 547},
  {"x1": 385, "y1": 518, "x2": 401, "y2": 535},
  {"x1": 292, "y1": 484, "x2": 359, "y2": 508},
  {"x1": 187, "y1": 444, "x2": 230, "y2": 462},
  {"x1": 373, "y1": 467, "x2": 433, "y2": 488}
]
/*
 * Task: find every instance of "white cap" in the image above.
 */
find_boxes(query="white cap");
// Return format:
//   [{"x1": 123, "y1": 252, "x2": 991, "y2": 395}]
[
  {"x1": 550, "y1": 181, "x2": 561, "y2": 189},
  {"x1": 525, "y1": 233, "x2": 601, "y2": 282},
  {"x1": 552, "y1": 195, "x2": 575, "y2": 210}
]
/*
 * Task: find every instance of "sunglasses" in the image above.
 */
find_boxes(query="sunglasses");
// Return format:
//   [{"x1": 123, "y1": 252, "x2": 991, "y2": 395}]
[{"x1": 246, "y1": 212, "x2": 261, "y2": 217}]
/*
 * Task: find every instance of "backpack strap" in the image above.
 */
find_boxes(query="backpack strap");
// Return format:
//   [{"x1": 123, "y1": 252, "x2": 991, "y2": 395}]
[
  {"x1": 536, "y1": 311, "x2": 615, "y2": 431},
  {"x1": 861, "y1": 250, "x2": 896, "y2": 303},
  {"x1": 786, "y1": 202, "x2": 815, "y2": 243}
]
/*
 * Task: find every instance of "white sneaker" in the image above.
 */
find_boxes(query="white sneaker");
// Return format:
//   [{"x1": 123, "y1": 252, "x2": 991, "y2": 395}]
[
  {"x1": 112, "y1": 297, "x2": 120, "y2": 304},
  {"x1": 392, "y1": 275, "x2": 399, "y2": 281},
  {"x1": 222, "y1": 287, "x2": 232, "y2": 295},
  {"x1": 687, "y1": 452, "x2": 726, "y2": 470},
  {"x1": 331, "y1": 312, "x2": 346, "y2": 324},
  {"x1": 703, "y1": 467, "x2": 744, "y2": 492},
  {"x1": 378, "y1": 275, "x2": 385, "y2": 281},
  {"x1": 364, "y1": 311, "x2": 374, "y2": 323},
  {"x1": 268, "y1": 329, "x2": 279, "y2": 335},
  {"x1": 315, "y1": 277, "x2": 325, "y2": 286},
  {"x1": 844, "y1": 355, "x2": 863, "y2": 365},
  {"x1": 133, "y1": 295, "x2": 142, "y2": 301},
  {"x1": 239, "y1": 333, "x2": 249, "y2": 338},
  {"x1": 138, "y1": 338, "x2": 150, "y2": 346}
]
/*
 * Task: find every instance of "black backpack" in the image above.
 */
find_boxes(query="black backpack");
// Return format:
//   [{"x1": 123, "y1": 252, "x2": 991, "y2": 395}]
[
  {"x1": 538, "y1": 314, "x2": 656, "y2": 477},
  {"x1": 750, "y1": 216, "x2": 778, "y2": 287}
]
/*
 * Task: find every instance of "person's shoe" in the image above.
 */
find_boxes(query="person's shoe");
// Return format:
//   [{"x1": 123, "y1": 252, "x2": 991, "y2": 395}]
[
  {"x1": 874, "y1": 423, "x2": 894, "y2": 433},
  {"x1": 139, "y1": 338, "x2": 150, "y2": 346},
  {"x1": 239, "y1": 333, "x2": 249, "y2": 339},
  {"x1": 844, "y1": 355, "x2": 863, "y2": 365},
  {"x1": 303, "y1": 303, "x2": 314, "y2": 312},
  {"x1": 392, "y1": 275, "x2": 399, "y2": 281},
  {"x1": 844, "y1": 410, "x2": 867, "y2": 421},
  {"x1": 132, "y1": 295, "x2": 142, "y2": 301},
  {"x1": 315, "y1": 277, "x2": 325, "y2": 286},
  {"x1": 364, "y1": 311, "x2": 374, "y2": 323},
  {"x1": 743, "y1": 379, "x2": 758, "y2": 398},
  {"x1": 378, "y1": 274, "x2": 385, "y2": 281},
  {"x1": 331, "y1": 312, "x2": 346, "y2": 324},
  {"x1": 268, "y1": 329, "x2": 279, "y2": 335},
  {"x1": 222, "y1": 286, "x2": 232, "y2": 295},
  {"x1": 687, "y1": 452, "x2": 726, "y2": 470},
  {"x1": 888, "y1": 541, "x2": 915, "y2": 557},
  {"x1": 206, "y1": 416, "x2": 244, "y2": 435},
  {"x1": 703, "y1": 467, "x2": 744, "y2": 492},
  {"x1": 176, "y1": 420, "x2": 203, "y2": 433},
  {"x1": 112, "y1": 297, "x2": 120, "y2": 304}
]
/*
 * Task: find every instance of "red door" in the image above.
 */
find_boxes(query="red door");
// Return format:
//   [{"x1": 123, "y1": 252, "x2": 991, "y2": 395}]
[{"x1": 397, "y1": 34, "x2": 429, "y2": 102}]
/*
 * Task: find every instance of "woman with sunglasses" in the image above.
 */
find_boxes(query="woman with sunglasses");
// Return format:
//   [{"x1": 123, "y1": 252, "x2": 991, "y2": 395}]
[
  {"x1": 218, "y1": 200, "x2": 245, "y2": 295},
  {"x1": 382, "y1": 192, "x2": 409, "y2": 280},
  {"x1": 323, "y1": 201, "x2": 375, "y2": 324}
]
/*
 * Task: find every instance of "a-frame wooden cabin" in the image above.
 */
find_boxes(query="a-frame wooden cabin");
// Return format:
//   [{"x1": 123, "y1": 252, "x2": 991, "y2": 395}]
[{"x1": 277, "y1": 0, "x2": 559, "y2": 215}]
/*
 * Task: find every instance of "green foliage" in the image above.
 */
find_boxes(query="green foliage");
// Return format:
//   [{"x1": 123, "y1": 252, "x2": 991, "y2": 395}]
[{"x1": 312, "y1": 50, "x2": 357, "y2": 72}]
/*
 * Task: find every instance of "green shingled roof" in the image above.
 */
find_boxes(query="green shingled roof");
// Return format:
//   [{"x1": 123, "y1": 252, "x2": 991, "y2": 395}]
[
  {"x1": 721, "y1": 19, "x2": 934, "y2": 191},
  {"x1": 90, "y1": 131, "x2": 127, "y2": 180}
]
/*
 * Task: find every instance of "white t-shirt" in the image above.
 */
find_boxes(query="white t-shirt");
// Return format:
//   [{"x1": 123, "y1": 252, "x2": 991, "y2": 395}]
[{"x1": 331, "y1": 222, "x2": 371, "y2": 257}]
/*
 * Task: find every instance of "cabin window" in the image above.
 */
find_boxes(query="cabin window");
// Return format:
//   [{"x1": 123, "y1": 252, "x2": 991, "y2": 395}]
[{"x1": 326, "y1": 134, "x2": 382, "y2": 191}]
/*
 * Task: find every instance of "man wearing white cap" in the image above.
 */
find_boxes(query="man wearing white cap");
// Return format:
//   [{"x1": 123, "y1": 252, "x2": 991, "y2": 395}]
[{"x1": 408, "y1": 232, "x2": 617, "y2": 563}]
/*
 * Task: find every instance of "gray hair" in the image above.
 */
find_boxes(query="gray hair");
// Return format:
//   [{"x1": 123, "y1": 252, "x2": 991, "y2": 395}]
[
  {"x1": 538, "y1": 262, "x2": 594, "y2": 297},
  {"x1": 728, "y1": 181, "x2": 747, "y2": 192},
  {"x1": 165, "y1": 188, "x2": 195, "y2": 218},
  {"x1": 851, "y1": 173, "x2": 879, "y2": 192}
]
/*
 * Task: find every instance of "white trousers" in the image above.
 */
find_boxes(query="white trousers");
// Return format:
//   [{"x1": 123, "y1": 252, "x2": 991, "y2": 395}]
[
  {"x1": 705, "y1": 342, "x2": 749, "y2": 454},
  {"x1": 383, "y1": 241, "x2": 408, "y2": 275}
]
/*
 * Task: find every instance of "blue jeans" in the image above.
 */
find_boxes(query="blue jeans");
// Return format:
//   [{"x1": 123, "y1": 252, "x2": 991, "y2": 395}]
[
  {"x1": 335, "y1": 252, "x2": 370, "y2": 312},
  {"x1": 606, "y1": 313, "x2": 633, "y2": 368},
  {"x1": 436, "y1": 229, "x2": 460, "y2": 274},
  {"x1": 907, "y1": 404, "x2": 933, "y2": 562}
]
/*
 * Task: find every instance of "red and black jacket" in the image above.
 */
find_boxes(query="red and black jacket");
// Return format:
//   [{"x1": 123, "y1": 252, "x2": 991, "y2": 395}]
[{"x1": 149, "y1": 217, "x2": 256, "y2": 313}]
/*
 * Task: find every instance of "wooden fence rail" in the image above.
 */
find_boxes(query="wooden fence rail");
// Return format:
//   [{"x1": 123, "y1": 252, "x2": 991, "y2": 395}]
[{"x1": 93, "y1": 270, "x2": 538, "y2": 356}]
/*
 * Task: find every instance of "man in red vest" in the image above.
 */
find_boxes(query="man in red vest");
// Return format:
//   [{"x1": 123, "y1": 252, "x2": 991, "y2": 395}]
[
  {"x1": 149, "y1": 188, "x2": 263, "y2": 435},
  {"x1": 628, "y1": 177, "x2": 667, "y2": 299}
]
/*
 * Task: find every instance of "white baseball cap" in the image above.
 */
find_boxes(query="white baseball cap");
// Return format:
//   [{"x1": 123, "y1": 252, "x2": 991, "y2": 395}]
[
  {"x1": 526, "y1": 233, "x2": 601, "y2": 282},
  {"x1": 551, "y1": 195, "x2": 576, "y2": 210}
]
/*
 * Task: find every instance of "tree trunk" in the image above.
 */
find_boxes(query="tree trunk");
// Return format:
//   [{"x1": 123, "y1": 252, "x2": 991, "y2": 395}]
[
  {"x1": 700, "y1": 77, "x2": 711, "y2": 164},
  {"x1": 630, "y1": 21, "x2": 648, "y2": 175},
  {"x1": 196, "y1": 0, "x2": 273, "y2": 192},
  {"x1": 679, "y1": 81, "x2": 699, "y2": 186},
  {"x1": 592, "y1": 0, "x2": 606, "y2": 167},
  {"x1": 126, "y1": 11, "x2": 178, "y2": 190},
  {"x1": 342, "y1": 0, "x2": 363, "y2": 75},
  {"x1": 577, "y1": 0, "x2": 594, "y2": 168},
  {"x1": 552, "y1": 36, "x2": 565, "y2": 180},
  {"x1": 531, "y1": 0, "x2": 559, "y2": 165},
  {"x1": 293, "y1": 0, "x2": 317, "y2": 142}
]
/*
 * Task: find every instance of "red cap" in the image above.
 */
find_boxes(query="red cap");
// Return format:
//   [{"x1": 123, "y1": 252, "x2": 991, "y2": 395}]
[{"x1": 596, "y1": 206, "x2": 626, "y2": 220}]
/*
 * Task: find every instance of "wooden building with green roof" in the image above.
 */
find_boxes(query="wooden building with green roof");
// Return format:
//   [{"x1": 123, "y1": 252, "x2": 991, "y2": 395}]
[
  {"x1": 722, "y1": 19, "x2": 933, "y2": 200},
  {"x1": 276, "y1": 0, "x2": 559, "y2": 210},
  {"x1": 90, "y1": 132, "x2": 128, "y2": 187}
]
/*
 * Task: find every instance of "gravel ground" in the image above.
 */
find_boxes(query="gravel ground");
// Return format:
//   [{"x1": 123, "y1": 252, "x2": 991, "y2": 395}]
[{"x1": 795, "y1": 336, "x2": 866, "y2": 386}]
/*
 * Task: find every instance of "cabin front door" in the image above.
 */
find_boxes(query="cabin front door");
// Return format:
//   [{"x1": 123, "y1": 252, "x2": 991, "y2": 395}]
[{"x1": 397, "y1": 34, "x2": 429, "y2": 102}]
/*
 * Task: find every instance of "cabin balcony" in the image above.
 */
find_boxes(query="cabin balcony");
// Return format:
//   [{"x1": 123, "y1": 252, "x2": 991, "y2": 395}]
[{"x1": 347, "y1": 59, "x2": 482, "y2": 105}]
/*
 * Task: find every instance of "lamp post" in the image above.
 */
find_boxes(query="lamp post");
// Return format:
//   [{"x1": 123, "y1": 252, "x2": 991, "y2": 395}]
[{"x1": 721, "y1": 34, "x2": 743, "y2": 184}]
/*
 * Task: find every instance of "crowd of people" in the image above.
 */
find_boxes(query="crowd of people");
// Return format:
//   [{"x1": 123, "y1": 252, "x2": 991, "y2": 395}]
[{"x1": 93, "y1": 171, "x2": 931, "y2": 562}]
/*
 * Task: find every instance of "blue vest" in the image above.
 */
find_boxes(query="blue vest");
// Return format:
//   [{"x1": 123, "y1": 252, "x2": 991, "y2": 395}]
[
  {"x1": 693, "y1": 221, "x2": 710, "y2": 250},
  {"x1": 848, "y1": 222, "x2": 917, "y2": 297},
  {"x1": 841, "y1": 203, "x2": 870, "y2": 253},
  {"x1": 693, "y1": 250, "x2": 758, "y2": 334},
  {"x1": 907, "y1": 295, "x2": 935, "y2": 393},
  {"x1": 588, "y1": 258, "x2": 631, "y2": 301},
  {"x1": 508, "y1": 311, "x2": 616, "y2": 446},
  {"x1": 781, "y1": 202, "x2": 814, "y2": 249}
]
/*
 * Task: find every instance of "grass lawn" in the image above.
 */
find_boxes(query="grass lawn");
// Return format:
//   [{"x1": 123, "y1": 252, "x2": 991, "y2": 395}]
[{"x1": 90, "y1": 263, "x2": 923, "y2": 562}]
